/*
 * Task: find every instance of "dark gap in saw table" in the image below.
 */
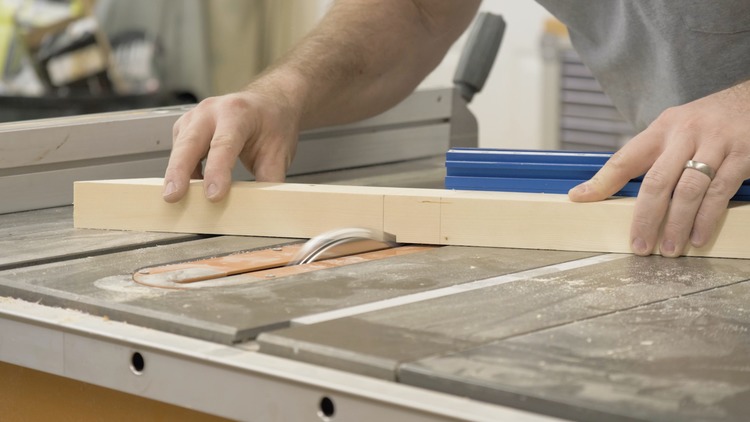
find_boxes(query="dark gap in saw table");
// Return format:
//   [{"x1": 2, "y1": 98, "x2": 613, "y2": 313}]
[
  {"x1": 0, "y1": 234, "x2": 215, "y2": 272},
  {"x1": 0, "y1": 206, "x2": 211, "y2": 272},
  {"x1": 449, "y1": 272, "x2": 750, "y2": 352}
]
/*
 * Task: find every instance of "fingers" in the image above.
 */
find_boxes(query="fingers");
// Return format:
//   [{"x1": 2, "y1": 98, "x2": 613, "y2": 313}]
[
  {"x1": 568, "y1": 131, "x2": 660, "y2": 202},
  {"x1": 570, "y1": 82, "x2": 750, "y2": 257},
  {"x1": 163, "y1": 111, "x2": 214, "y2": 203},
  {"x1": 201, "y1": 109, "x2": 254, "y2": 202},
  {"x1": 617, "y1": 136, "x2": 745, "y2": 257},
  {"x1": 690, "y1": 153, "x2": 750, "y2": 247},
  {"x1": 568, "y1": 113, "x2": 744, "y2": 257},
  {"x1": 626, "y1": 137, "x2": 697, "y2": 256},
  {"x1": 163, "y1": 93, "x2": 297, "y2": 203},
  {"x1": 252, "y1": 143, "x2": 290, "y2": 183},
  {"x1": 652, "y1": 151, "x2": 722, "y2": 257},
  {"x1": 566, "y1": 122, "x2": 715, "y2": 258},
  {"x1": 627, "y1": 113, "x2": 748, "y2": 257}
]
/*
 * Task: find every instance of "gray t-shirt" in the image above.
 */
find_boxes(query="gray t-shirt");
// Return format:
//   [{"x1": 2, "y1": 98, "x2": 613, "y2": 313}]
[{"x1": 535, "y1": 0, "x2": 750, "y2": 131}]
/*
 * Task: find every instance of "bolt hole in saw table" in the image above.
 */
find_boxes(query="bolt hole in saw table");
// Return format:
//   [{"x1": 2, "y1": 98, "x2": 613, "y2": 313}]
[{"x1": 4, "y1": 88, "x2": 750, "y2": 422}]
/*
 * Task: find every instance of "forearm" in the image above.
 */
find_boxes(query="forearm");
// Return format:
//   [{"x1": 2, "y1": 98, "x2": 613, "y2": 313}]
[{"x1": 248, "y1": 0, "x2": 481, "y2": 130}]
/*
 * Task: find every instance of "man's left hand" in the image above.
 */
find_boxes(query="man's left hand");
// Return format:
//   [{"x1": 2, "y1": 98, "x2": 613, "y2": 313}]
[{"x1": 568, "y1": 79, "x2": 750, "y2": 257}]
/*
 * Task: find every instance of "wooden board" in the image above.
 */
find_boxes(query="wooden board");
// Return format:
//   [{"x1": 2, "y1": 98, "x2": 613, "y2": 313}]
[{"x1": 74, "y1": 178, "x2": 750, "y2": 259}]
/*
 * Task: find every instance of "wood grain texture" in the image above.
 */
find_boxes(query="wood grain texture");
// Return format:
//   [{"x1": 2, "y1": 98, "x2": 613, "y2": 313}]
[
  {"x1": 74, "y1": 178, "x2": 750, "y2": 259},
  {"x1": 74, "y1": 179, "x2": 385, "y2": 238},
  {"x1": 384, "y1": 193, "x2": 443, "y2": 244}
]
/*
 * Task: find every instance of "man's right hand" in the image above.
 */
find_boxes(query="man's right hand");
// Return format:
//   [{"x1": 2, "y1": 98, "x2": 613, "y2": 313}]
[
  {"x1": 162, "y1": 85, "x2": 302, "y2": 203},
  {"x1": 161, "y1": 0, "x2": 480, "y2": 204}
]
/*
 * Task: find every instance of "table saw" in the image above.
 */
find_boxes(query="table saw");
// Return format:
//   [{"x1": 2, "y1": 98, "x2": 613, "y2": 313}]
[{"x1": 2, "y1": 87, "x2": 750, "y2": 422}]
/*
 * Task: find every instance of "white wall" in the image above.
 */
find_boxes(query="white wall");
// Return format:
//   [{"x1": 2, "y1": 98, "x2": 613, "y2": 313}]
[
  {"x1": 314, "y1": 1, "x2": 555, "y2": 150},
  {"x1": 419, "y1": 2, "x2": 554, "y2": 150}
]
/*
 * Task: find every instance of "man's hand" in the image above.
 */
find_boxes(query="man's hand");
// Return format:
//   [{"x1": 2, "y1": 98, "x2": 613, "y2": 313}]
[
  {"x1": 569, "y1": 80, "x2": 750, "y2": 257},
  {"x1": 162, "y1": 84, "x2": 301, "y2": 203}
]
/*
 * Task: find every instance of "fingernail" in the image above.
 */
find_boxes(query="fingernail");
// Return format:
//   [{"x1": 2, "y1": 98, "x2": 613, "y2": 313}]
[
  {"x1": 207, "y1": 183, "x2": 219, "y2": 199},
  {"x1": 661, "y1": 239, "x2": 676, "y2": 256},
  {"x1": 632, "y1": 237, "x2": 648, "y2": 255},
  {"x1": 690, "y1": 231, "x2": 702, "y2": 246},
  {"x1": 163, "y1": 181, "x2": 176, "y2": 197},
  {"x1": 570, "y1": 183, "x2": 588, "y2": 196}
]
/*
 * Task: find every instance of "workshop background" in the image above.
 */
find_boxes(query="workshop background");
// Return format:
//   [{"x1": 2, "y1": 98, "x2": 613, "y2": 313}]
[{"x1": 0, "y1": 0, "x2": 631, "y2": 151}]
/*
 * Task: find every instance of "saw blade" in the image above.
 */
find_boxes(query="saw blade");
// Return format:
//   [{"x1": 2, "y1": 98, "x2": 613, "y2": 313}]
[{"x1": 288, "y1": 227, "x2": 397, "y2": 266}]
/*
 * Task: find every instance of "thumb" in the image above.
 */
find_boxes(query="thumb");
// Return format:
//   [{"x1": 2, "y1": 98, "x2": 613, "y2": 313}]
[
  {"x1": 568, "y1": 134, "x2": 659, "y2": 202},
  {"x1": 568, "y1": 172, "x2": 625, "y2": 202}
]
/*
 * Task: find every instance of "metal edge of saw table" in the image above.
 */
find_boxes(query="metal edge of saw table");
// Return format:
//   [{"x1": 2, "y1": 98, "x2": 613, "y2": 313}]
[
  {"x1": 0, "y1": 298, "x2": 562, "y2": 422},
  {"x1": 0, "y1": 86, "x2": 476, "y2": 214}
]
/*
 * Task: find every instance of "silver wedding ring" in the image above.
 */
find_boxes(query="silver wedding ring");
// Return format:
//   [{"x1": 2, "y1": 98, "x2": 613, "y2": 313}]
[{"x1": 684, "y1": 160, "x2": 715, "y2": 181}]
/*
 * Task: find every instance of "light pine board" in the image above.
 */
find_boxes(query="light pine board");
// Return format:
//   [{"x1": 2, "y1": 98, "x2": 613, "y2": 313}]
[{"x1": 74, "y1": 178, "x2": 750, "y2": 259}]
